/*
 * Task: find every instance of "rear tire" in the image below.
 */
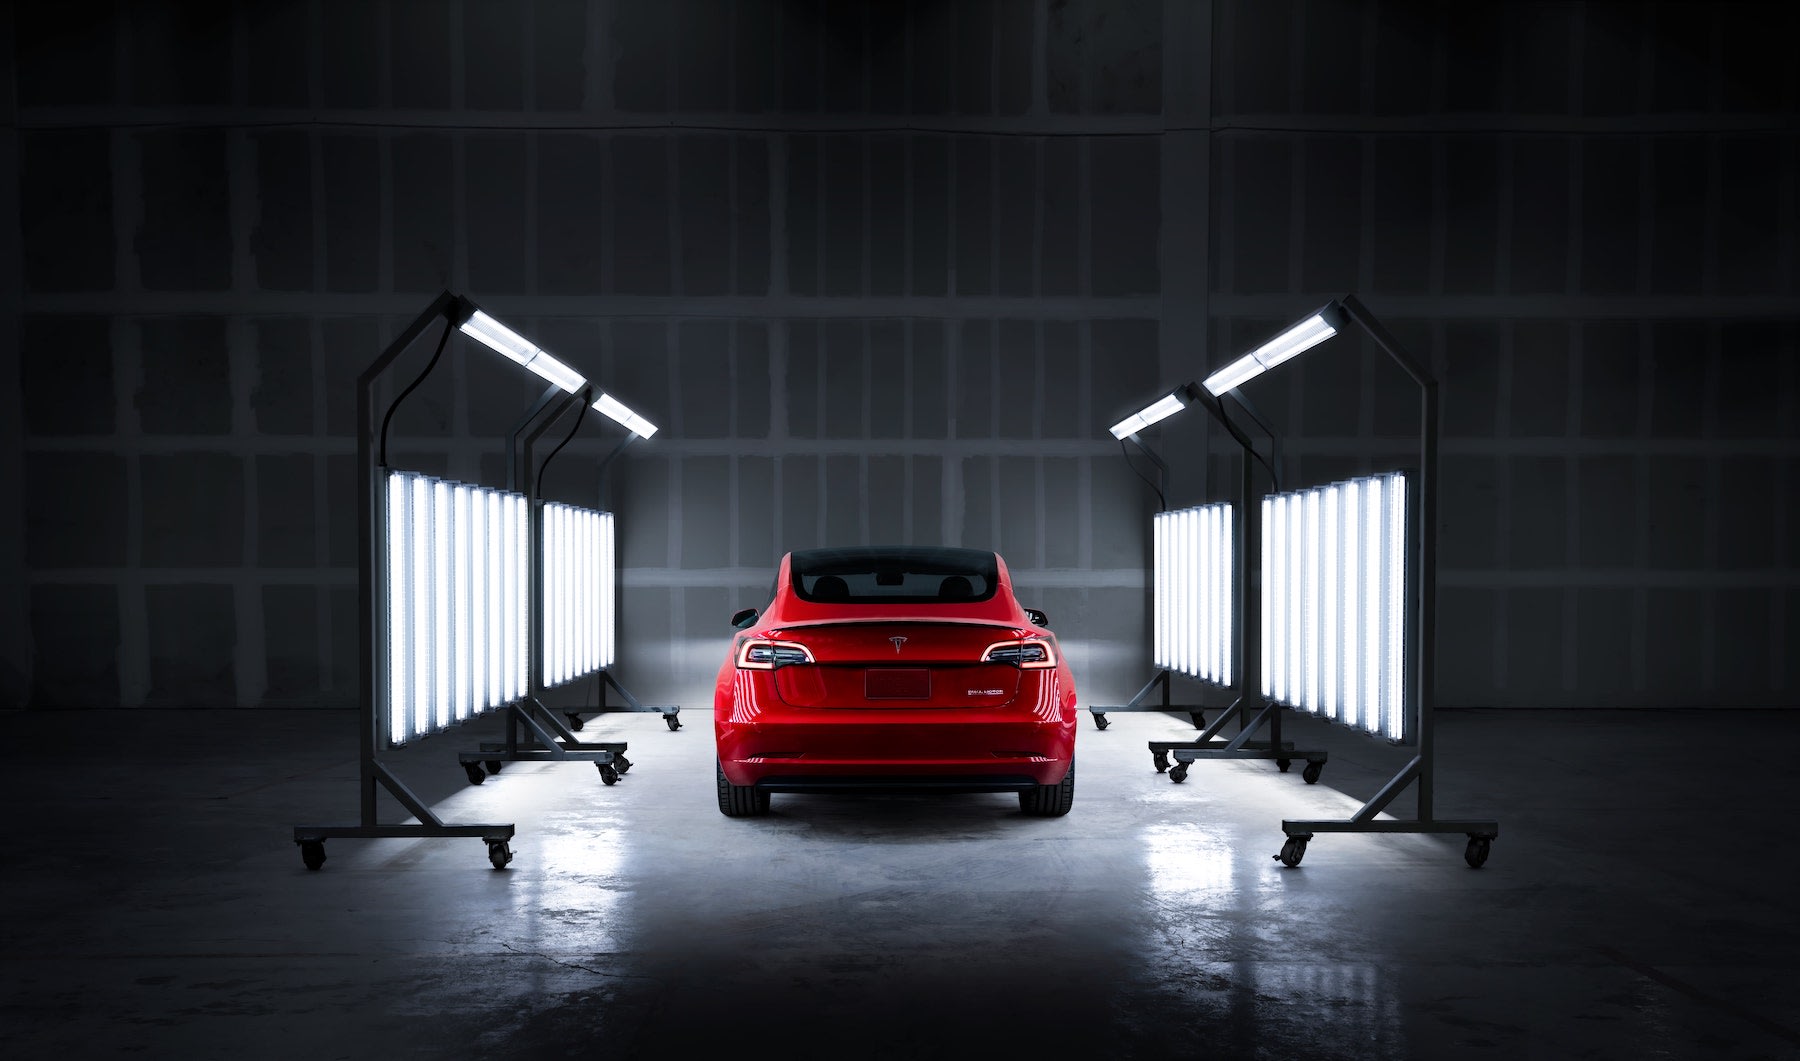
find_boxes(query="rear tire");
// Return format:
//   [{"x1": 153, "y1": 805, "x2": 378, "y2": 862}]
[
  {"x1": 716, "y1": 760, "x2": 771, "y2": 817},
  {"x1": 1019, "y1": 759, "x2": 1075, "y2": 817}
]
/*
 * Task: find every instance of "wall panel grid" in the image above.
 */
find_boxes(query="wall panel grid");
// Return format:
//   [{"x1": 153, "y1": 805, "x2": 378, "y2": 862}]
[
  {"x1": 383, "y1": 470, "x2": 528, "y2": 747},
  {"x1": 1153, "y1": 503, "x2": 1233, "y2": 686},
  {"x1": 1263, "y1": 472, "x2": 1409, "y2": 741},
  {"x1": 541, "y1": 503, "x2": 615, "y2": 689}
]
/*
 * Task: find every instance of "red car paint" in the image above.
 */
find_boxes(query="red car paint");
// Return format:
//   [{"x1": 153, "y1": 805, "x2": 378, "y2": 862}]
[{"x1": 714, "y1": 546, "x2": 1078, "y2": 816}]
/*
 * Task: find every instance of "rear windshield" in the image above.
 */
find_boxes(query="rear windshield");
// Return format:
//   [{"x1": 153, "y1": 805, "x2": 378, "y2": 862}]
[{"x1": 790, "y1": 546, "x2": 999, "y2": 605}]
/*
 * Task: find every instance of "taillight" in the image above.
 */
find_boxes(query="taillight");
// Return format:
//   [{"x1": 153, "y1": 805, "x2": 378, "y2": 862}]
[
  {"x1": 737, "y1": 639, "x2": 815, "y2": 670},
  {"x1": 981, "y1": 638, "x2": 1056, "y2": 669}
]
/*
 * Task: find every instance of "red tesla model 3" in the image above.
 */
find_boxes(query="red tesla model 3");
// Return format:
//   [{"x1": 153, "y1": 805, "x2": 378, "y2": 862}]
[{"x1": 714, "y1": 546, "x2": 1079, "y2": 817}]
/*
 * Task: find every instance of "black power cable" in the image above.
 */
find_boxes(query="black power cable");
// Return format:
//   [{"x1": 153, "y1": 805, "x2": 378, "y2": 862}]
[
  {"x1": 535, "y1": 395, "x2": 589, "y2": 500},
  {"x1": 1215, "y1": 400, "x2": 1281, "y2": 493},
  {"x1": 1119, "y1": 438, "x2": 1168, "y2": 511},
  {"x1": 378, "y1": 319, "x2": 454, "y2": 467}
]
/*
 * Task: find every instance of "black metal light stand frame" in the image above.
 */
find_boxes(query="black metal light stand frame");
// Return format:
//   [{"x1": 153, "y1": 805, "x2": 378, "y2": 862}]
[
  {"x1": 1276, "y1": 295, "x2": 1499, "y2": 869},
  {"x1": 293, "y1": 291, "x2": 515, "y2": 871},
  {"x1": 1086, "y1": 434, "x2": 1211, "y2": 733},
  {"x1": 514, "y1": 387, "x2": 680, "y2": 736},
  {"x1": 454, "y1": 385, "x2": 636, "y2": 787},
  {"x1": 1139, "y1": 390, "x2": 1328, "y2": 785}
]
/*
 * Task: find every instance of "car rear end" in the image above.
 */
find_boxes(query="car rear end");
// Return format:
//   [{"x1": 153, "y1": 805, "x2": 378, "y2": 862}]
[{"x1": 714, "y1": 547, "x2": 1078, "y2": 801}]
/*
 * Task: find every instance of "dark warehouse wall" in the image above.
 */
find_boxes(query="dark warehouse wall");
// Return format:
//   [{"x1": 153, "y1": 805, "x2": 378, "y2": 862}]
[{"x1": 3, "y1": 1, "x2": 1797, "y2": 713}]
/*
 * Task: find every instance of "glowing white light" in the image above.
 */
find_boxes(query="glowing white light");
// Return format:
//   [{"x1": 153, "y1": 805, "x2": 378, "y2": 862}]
[
  {"x1": 386, "y1": 473, "x2": 409, "y2": 746},
  {"x1": 1202, "y1": 353, "x2": 1264, "y2": 396},
  {"x1": 1202, "y1": 312, "x2": 1340, "y2": 396},
  {"x1": 1152, "y1": 501, "x2": 1232, "y2": 686},
  {"x1": 600, "y1": 512, "x2": 616, "y2": 668},
  {"x1": 540, "y1": 501, "x2": 617, "y2": 689},
  {"x1": 459, "y1": 309, "x2": 586, "y2": 393},
  {"x1": 1261, "y1": 472, "x2": 1409, "y2": 741},
  {"x1": 1108, "y1": 391, "x2": 1188, "y2": 440},
  {"x1": 513, "y1": 495, "x2": 528, "y2": 700},
  {"x1": 410, "y1": 475, "x2": 432, "y2": 739},
  {"x1": 592, "y1": 392, "x2": 659, "y2": 439},
  {"x1": 378, "y1": 470, "x2": 531, "y2": 746}
]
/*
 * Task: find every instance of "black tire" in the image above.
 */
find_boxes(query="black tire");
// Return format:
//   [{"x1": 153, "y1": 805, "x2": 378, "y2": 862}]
[
  {"x1": 665, "y1": 714, "x2": 682, "y2": 732},
  {"x1": 484, "y1": 760, "x2": 502, "y2": 775},
  {"x1": 299, "y1": 840, "x2": 326, "y2": 871},
  {"x1": 1465, "y1": 837, "x2": 1491, "y2": 869},
  {"x1": 598, "y1": 764, "x2": 620, "y2": 786},
  {"x1": 565, "y1": 713, "x2": 585, "y2": 732},
  {"x1": 1276, "y1": 758, "x2": 1292, "y2": 773},
  {"x1": 716, "y1": 760, "x2": 770, "y2": 817},
  {"x1": 463, "y1": 762, "x2": 486, "y2": 786},
  {"x1": 1302, "y1": 761, "x2": 1323, "y2": 784},
  {"x1": 1168, "y1": 763, "x2": 1189, "y2": 784},
  {"x1": 1093, "y1": 713, "x2": 1110, "y2": 731},
  {"x1": 488, "y1": 841, "x2": 513, "y2": 870},
  {"x1": 1019, "y1": 759, "x2": 1075, "y2": 817},
  {"x1": 1277, "y1": 837, "x2": 1307, "y2": 867}
]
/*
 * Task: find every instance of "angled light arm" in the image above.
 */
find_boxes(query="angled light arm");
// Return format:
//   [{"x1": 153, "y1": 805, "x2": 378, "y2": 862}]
[
  {"x1": 456, "y1": 302, "x2": 586, "y2": 393},
  {"x1": 1108, "y1": 383, "x2": 1200, "y2": 440},
  {"x1": 1201, "y1": 302, "x2": 1348, "y2": 395},
  {"x1": 592, "y1": 392, "x2": 659, "y2": 439}
]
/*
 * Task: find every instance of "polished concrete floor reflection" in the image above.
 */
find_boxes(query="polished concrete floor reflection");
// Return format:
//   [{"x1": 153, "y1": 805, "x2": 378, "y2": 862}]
[{"x1": 4, "y1": 704, "x2": 1798, "y2": 1059}]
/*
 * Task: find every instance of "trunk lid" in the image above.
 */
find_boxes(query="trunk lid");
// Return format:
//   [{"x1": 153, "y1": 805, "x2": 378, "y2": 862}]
[{"x1": 768, "y1": 621, "x2": 1026, "y2": 709}]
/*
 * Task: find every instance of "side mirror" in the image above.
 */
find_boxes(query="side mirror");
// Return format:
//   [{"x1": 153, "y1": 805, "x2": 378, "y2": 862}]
[
  {"x1": 1025, "y1": 608, "x2": 1049, "y2": 628},
  {"x1": 730, "y1": 608, "x2": 759, "y2": 630}
]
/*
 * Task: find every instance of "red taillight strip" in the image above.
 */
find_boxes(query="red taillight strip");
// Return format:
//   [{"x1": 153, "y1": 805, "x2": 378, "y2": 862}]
[
  {"x1": 979, "y1": 638, "x2": 1056, "y2": 669},
  {"x1": 736, "y1": 639, "x2": 816, "y2": 670}
]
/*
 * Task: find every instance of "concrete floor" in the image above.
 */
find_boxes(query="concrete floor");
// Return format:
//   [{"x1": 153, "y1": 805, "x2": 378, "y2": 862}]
[{"x1": 4, "y1": 702, "x2": 1798, "y2": 1060}]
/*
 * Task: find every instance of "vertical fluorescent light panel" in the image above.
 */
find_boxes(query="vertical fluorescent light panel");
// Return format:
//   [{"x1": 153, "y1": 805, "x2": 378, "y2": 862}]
[
  {"x1": 1150, "y1": 502, "x2": 1232, "y2": 685},
  {"x1": 386, "y1": 473, "x2": 409, "y2": 746},
  {"x1": 379, "y1": 470, "x2": 530, "y2": 746},
  {"x1": 1385, "y1": 474, "x2": 1408, "y2": 741},
  {"x1": 1261, "y1": 472, "x2": 1409, "y2": 741},
  {"x1": 452, "y1": 484, "x2": 472, "y2": 722},
  {"x1": 600, "y1": 512, "x2": 616, "y2": 668},
  {"x1": 540, "y1": 502, "x2": 617, "y2": 688}
]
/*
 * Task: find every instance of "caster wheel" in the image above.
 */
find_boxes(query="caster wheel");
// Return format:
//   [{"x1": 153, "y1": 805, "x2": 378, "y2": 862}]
[
  {"x1": 1189, "y1": 712, "x2": 1207, "y2": 730},
  {"x1": 1276, "y1": 758, "x2": 1292, "y2": 773},
  {"x1": 615, "y1": 755, "x2": 633, "y2": 775},
  {"x1": 1276, "y1": 836, "x2": 1308, "y2": 867},
  {"x1": 565, "y1": 713, "x2": 585, "y2": 732},
  {"x1": 299, "y1": 840, "x2": 326, "y2": 871},
  {"x1": 598, "y1": 764, "x2": 620, "y2": 786},
  {"x1": 487, "y1": 840, "x2": 513, "y2": 870},
  {"x1": 1465, "y1": 837, "x2": 1492, "y2": 869},
  {"x1": 1302, "y1": 761, "x2": 1323, "y2": 784},
  {"x1": 1151, "y1": 751, "x2": 1169, "y2": 774},
  {"x1": 1093, "y1": 713, "x2": 1110, "y2": 731},
  {"x1": 484, "y1": 760, "x2": 502, "y2": 775},
  {"x1": 665, "y1": 714, "x2": 682, "y2": 732},
  {"x1": 463, "y1": 762, "x2": 486, "y2": 786},
  {"x1": 1168, "y1": 764, "x2": 1189, "y2": 784}
]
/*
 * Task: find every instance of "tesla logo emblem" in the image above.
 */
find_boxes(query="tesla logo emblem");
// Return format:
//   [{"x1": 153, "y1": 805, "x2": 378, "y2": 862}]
[{"x1": 890, "y1": 636, "x2": 907, "y2": 653}]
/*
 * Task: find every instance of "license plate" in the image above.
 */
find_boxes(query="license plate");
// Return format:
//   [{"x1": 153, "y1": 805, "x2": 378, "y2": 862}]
[{"x1": 865, "y1": 668, "x2": 930, "y2": 699}]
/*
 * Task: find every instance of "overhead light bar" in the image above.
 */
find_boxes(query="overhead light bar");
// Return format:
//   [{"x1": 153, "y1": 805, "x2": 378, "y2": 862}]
[
  {"x1": 384, "y1": 469, "x2": 528, "y2": 746},
  {"x1": 1202, "y1": 304, "x2": 1345, "y2": 396},
  {"x1": 1262, "y1": 471, "x2": 1408, "y2": 741},
  {"x1": 592, "y1": 392, "x2": 659, "y2": 439},
  {"x1": 458, "y1": 309, "x2": 586, "y2": 393},
  {"x1": 1153, "y1": 502, "x2": 1233, "y2": 686},
  {"x1": 1109, "y1": 384, "x2": 1197, "y2": 439}
]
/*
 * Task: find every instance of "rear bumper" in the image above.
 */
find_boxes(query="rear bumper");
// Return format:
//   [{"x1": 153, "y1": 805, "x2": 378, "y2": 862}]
[
  {"x1": 716, "y1": 710, "x2": 1075, "y2": 788},
  {"x1": 751, "y1": 775, "x2": 1044, "y2": 794}
]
